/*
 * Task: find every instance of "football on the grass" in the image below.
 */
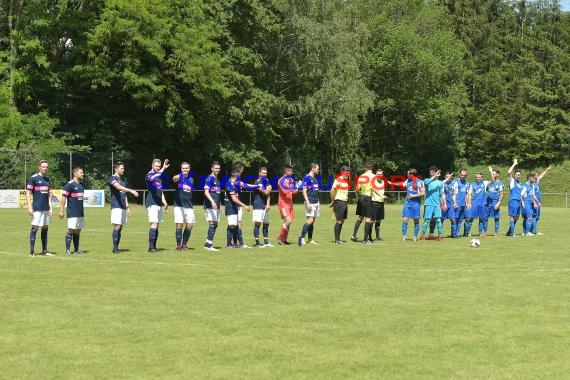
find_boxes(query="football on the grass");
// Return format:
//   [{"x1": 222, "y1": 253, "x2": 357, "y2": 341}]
[{"x1": 470, "y1": 238, "x2": 481, "y2": 248}]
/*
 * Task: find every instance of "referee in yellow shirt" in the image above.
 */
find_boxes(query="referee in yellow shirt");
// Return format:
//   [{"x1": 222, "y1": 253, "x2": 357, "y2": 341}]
[
  {"x1": 372, "y1": 167, "x2": 388, "y2": 241},
  {"x1": 329, "y1": 166, "x2": 351, "y2": 244},
  {"x1": 356, "y1": 162, "x2": 376, "y2": 244}
]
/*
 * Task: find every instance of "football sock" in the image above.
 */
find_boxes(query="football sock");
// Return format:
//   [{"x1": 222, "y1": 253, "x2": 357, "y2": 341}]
[
  {"x1": 334, "y1": 223, "x2": 342, "y2": 241},
  {"x1": 72, "y1": 233, "x2": 79, "y2": 251},
  {"x1": 149, "y1": 228, "x2": 157, "y2": 250},
  {"x1": 41, "y1": 228, "x2": 48, "y2": 251},
  {"x1": 183, "y1": 228, "x2": 191, "y2": 245},
  {"x1": 112, "y1": 230, "x2": 119, "y2": 250},
  {"x1": 176, "y1": 228, "x2": 183, "y2": 246},
  {"x1": 30, "y1": 227, "x2": 38, "y2": 251},
  {"x1": 301, "y1": 223, "x2": 310, "y2": 238},
  {"x1": 353, "y1": 219, "x2": 362, "y2": 237},
  {"x1": 65, "y1": 232, "x2": 72, "y2": 251}
]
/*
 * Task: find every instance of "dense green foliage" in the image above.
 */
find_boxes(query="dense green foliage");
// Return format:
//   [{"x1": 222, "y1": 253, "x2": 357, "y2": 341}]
[{"x1": 1, "y1": 0, "x2": 569, "y2": 182}]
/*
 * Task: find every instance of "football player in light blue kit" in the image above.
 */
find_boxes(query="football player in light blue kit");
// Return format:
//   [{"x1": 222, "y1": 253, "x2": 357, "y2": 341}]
[
  {"x1": 465, "y1": 171, "x2": 488, "y2": 236},
  {"x1": 506, "y1": 159, "x2": 523, "y2": 237},
  {"x1": 451, "y1": 169, "x2": 469, "y2": 238},
  {"x1": 401, "y1": 168, "x2": 425, "y2": 241},
  {"x1": 486, "y1": 166, "x2": 504, "y2": 236},
  {"x1": 420, "y1": 166, "x2": 445, "y2": 241},
  {"x1": 441, "y1": 172, "x2": 455, "y2": 237},
  {"x1": 521, "y1": 173, "x2": 540, "y2": 236},
  {"x1": 531, "y1": 165, "x2": 552, "y2": 235}
]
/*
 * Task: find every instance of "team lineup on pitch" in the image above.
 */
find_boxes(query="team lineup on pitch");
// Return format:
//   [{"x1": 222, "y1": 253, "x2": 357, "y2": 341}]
[{"x1": 24, "y1": 158, "x2": 553, "y2": 256}]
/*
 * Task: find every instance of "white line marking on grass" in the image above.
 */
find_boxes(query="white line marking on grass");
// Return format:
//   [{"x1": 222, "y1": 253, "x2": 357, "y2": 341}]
[{"x1": 2, "y1": 251, "x2": 570, "y2": 273}]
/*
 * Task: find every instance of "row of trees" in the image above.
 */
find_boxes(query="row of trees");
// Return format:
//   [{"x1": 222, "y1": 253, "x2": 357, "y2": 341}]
[{"x1": 1, "y1": 0, "x2": 569, "y2": 186}]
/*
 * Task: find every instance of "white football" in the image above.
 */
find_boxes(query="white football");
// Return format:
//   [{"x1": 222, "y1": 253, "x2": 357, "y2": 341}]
[{"x1": 470, "y1": 238, "x2": 481, "y2": 248}]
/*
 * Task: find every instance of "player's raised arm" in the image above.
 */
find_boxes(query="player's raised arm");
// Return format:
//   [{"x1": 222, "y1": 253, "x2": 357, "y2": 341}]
[
  {"x1": 537, "y1": 164, "x2": 553, "y2": 181},
  {"x1": 507, "y1": 158, "x2": 519, "y2": 178},
  {"x1": 161, "y1": 158, "x2": 170, "y2": 172}
]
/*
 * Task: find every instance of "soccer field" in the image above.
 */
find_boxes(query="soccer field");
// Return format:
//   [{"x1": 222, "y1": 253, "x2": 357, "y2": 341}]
[{"x1": 2, "y1": 205, "x2": 570, "y2": 379}]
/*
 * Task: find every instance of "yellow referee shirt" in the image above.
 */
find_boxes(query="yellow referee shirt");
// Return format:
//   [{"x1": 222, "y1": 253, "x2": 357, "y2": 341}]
[{"x1": 332, "y1": 179, "x2": 349, "y2": 202}]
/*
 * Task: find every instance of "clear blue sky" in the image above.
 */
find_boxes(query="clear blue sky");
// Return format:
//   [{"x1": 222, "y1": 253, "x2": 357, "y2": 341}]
[{"x1": 562, "y1": 0, "x2": 570, "y2": 11}]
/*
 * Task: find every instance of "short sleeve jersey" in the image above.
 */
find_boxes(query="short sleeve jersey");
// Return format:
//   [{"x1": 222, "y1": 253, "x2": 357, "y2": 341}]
[
  {"x1": 145, "y1": 171, "x2": 164, "y2": 207},
  {"x1": 62, "y1": 180, "x2": 85, "y2": 218},
  {"x1": 453, "y1": 178, "x2": 469, "y2": 206},
  {"x1": 332, "y1": 178, "x2": 349, "y2": 202},
  {"x1": 423, "y1": 178, "x2": 443, "y2": 207},
  {"x1": 533, "y1": 181, "x2": 542, "y2": 203},
  {"x1": 224, "y1": 180, "x2": 239, "y2": 215},
  {"x1": 372, "y1": 178, "x2": 386, "y2": 203},
  {"x1": 509, "y1": 177, "x2": 523, "y2": 202},
  {"x1": 26, "y1": 174, "x2": 51, "y2": 211},
  {"x1": 358, "y1": 171, "x2": 375, "y2": 197},
  {"x1": 204, "y1": 175, "x2": 221, "y2": 209},
  {"x1": 444, "y1": 181, "x2": 455, "y2": 205},
  {"x1": 109, "y1": 175, "x2": 127, "y2": 209},
  {"x1": 253, "y1": 177, "x2": 270, "y2": 210},
  {"x1": 487, "y1": 180, "x2": 504, "y2": 204},
  {"x1": 521, "y1": 183, "x2": 535, "y2": 206},
  {"x1": 404, "y1": 177, "x2": 425, "y2": 206},
  {"x1": 468, "y1": 181, "x2": 487, "y2": 206},
  {"x1": 278, "y1": 175, "x2": 296, "y2": 206},
  {"x1": 174, "y1": 174, "x2": 194, "y2": 208},
  {"x1": 301, "y1": 174, "x2": 319, "y2": 204}
]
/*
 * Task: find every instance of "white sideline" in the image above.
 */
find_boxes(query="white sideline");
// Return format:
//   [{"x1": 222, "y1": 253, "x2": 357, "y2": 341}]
[{"x1": 2, "y1": 250, "x2": 570, "y2": 273}]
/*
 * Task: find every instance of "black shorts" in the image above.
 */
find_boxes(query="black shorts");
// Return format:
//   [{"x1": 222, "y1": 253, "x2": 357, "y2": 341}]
[
  {"x1": 359, "y1": 196, "x2": 374, "y2": 218},
  {"x1": 372, "y1": 201, "x2": 385, "y2": 220},
  {"x1": 356, "y1": 198, "x2": 362, "y2": 216},
  {"x1": 333, "y1": 200, "x2": 348, "y2": 220}
]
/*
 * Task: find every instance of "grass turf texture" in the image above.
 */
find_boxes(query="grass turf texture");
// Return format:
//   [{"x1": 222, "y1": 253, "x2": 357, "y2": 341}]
[{"x1": 2, "y1": 205, "x2": 570, "y2": 379}]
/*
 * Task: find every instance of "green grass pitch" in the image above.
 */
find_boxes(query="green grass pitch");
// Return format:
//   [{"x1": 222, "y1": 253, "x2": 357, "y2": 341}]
[{"x1": 2, "y1": 205, "x2": 570, "y2": 379}]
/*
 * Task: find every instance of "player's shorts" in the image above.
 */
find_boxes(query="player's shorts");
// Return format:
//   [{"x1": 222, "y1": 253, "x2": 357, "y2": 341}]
[
  {"x1": 359, "y1": 196, "x2": 374, "y2": 218},
  {"x1": 487, "y1": 203, "x2": 501, "y2": 219},
  {"x1": 521, "y1": 202, "x2": 534, "y2": 219},
  {"x1": 147, "y1": 205, "x2": 164, "y2": 223},
  {"x1": 305, "y1": 202, "x2": 320, "y2": 217},
  {"x1": 508, "y1": 200, "x2": 521, "y2": 217},
  {"x1": 279, "y1": 204, "x2": 295, "y2": 219},
  {"x1": 448, "y1": 205, "x2": 466, "y2": 220},
  {"x1": 252, "y1": 209, "x2": 270, "y2": 224},
  {"x1": 402, "y1": 202, "x2": 421, "y2": 219},
  {"x1": 372, "y1": 201, "x2": 385, "y2": 220},
  {"x1": 111, "y1": 208, "x2": 128, "y2": 225},
  {"x1": 205, "y1": 208, "x2": 221, "y2": 223},
  {"x1": 333, "y1": 200, "x2": 348, "y2": 220},
  {"x1": 174, "y1": 206, "x2": 196, "y2": 224},
  {"x1": 31, "y1": 211, "x2": 51, "y2": 227},
  {"x1": 442, "y1": 201, "x2": 454, "y2": 220},
  {"x1": 67, "y1": 217, "x2": 85, "y2": 230},
  {"x1": 226, "y1": 213, "x2": 238, "y2": 226},
  {"x1": 237, "y1": 207, "x2": 243, "y2": 222},
  {"x1": 468, "y1": 204, "x2": 487, "y2": 219},
  {"x1": 423, "y1": 205, "x2": 442, "y2": 219},
  {"x1": 355, "y1": 198, "x2": 363, "y2": 216}
]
